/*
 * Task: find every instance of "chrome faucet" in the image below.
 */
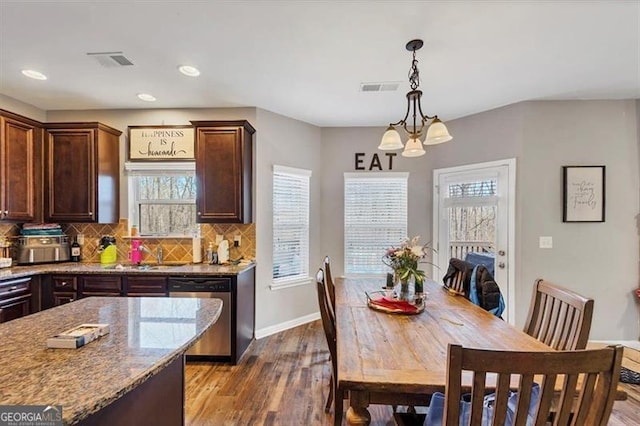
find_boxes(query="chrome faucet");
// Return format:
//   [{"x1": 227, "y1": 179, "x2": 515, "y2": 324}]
[{"x1": 138, "y1": 244, "x2": 163, "y2": 264}]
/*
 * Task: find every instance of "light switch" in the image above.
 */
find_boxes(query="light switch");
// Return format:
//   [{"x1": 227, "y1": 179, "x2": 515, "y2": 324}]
[
  {"x1": 234, "y1": 234, "x2": 241, "y2": 247},
  {"x1": 539, "y1": 236, "x2": 553, "y2": 249}
]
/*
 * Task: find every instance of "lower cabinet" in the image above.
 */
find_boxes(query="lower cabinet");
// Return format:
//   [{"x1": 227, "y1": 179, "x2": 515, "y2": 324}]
[
  {"x1": 126, "y1": 276, "x2": 168, "y2": 297},
  {"x1": 0, "y1": 277, "x2": 32, "y2": 323},
  {"x1": 43, "y1": 274, "x2": 168, "y2": 309},
  {"x1": 51, "y1": 275, "x2": 77, "y2": 307},
  {"x1": 79, "y1": 275, "x2": 123, "y2": 298}
]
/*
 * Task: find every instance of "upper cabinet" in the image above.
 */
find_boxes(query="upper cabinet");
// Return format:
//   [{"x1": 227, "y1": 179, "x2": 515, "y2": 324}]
[
  {"x1": 191, "y1": 120, "x2": 255, "y2": 224},
  {"x1": 45, "y1": 123, "x2": 121, "y2": 223},
  {"x1": 0, "y1": 110, "x2": 42, "y2": 222}
]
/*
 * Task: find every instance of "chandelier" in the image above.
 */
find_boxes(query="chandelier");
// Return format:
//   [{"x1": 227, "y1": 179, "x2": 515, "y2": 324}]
[{"x1": 378, "y1": 39, "x2": 452, "y2": 157}]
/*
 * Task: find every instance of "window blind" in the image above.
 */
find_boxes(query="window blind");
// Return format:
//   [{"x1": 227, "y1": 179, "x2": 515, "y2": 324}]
[
  {"x1": 344, "y1": 173, "x2": 408, "y2": 275},
  {"x1": 272, "y1": 166, "x2": 311, "y2": 285}
]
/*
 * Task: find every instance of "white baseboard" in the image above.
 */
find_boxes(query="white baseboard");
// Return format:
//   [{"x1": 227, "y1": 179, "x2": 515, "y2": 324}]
[
  {"x1": 589, "y1": 340, "x2": 640, "y2": 350},
  {"x1": 255, "y1": 312, "x2": 320, "y2": 340}
]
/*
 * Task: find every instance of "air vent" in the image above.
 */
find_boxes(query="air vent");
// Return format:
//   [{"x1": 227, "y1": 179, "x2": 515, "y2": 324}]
[
  {"x1": 87, "y1": 51, "x2": 134, "y2": 68},
  {"x1": 360, "y1": 82, "x2": 400, "y2": 92}
]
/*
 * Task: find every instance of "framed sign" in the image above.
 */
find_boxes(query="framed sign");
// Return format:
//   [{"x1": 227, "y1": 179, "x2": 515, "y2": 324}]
[
  {"x1": 128, "y1": 125, "x2": 195, "y2": 161},
  {"x1": 562, "y1": 165, "x2": 605, "y2": 222}
]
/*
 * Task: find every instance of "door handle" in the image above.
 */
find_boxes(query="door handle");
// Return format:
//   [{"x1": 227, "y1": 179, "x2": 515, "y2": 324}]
[
  {"x1": 498, "y1": 250, "x2": 505, "y2": 256},
  {"x1": 498, "y1": 262, "x2": 505, "y2": 269}
]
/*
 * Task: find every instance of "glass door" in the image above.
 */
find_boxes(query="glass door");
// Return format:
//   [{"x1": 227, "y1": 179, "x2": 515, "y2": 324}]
[{"x1": 433, "y1": 159, "x2": 516, "y2": 323}]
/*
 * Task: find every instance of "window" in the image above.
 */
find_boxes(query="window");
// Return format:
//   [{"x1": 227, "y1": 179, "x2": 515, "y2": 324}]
[
  {"x1": 272, "y1": 165, "x2": 311, "y2": 288},
  {"x1": 125, "y1": 162, "x2": 196, "y2": 236},
  {"x1": 344, "y1": 172, "x2": 408, "y2": 275}
]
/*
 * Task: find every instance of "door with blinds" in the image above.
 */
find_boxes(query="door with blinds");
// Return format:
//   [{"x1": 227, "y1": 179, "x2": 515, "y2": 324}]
[
  {"x1": 344, "y1": 172, "x2": 408, "y2": 276},
  {"x1": 433, "y1": 159, "x2": 516, "y2": 323}
]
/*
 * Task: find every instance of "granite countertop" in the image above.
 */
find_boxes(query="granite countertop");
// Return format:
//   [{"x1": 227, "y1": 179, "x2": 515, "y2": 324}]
[
  {"x1": 0, "y1": 260, "x2": 255, "y2": 281},
  {"x1": 0, "y1": 296, "x2": 222, "y2": 425}
]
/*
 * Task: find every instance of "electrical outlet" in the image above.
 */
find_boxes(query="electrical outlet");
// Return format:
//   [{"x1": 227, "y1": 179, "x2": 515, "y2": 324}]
[
  {"x1": 234, "y1": 235, "x2": 241, "y2": 247},
  {"x1": 539, "y1": 236, "x2": 553, "y2": 249},
  {"x1": 215, "y1": 234, "x2": 223, "y2": 245}
]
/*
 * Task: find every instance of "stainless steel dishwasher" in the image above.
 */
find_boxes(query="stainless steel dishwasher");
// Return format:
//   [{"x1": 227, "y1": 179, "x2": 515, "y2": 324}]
[{"x1": 168, "y1": 276, "x2": 231, "y2": 360}]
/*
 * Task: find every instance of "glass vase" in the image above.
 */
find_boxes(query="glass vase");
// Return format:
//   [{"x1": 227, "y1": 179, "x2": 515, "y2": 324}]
[{"x1": 396, "y1": 276, "x2": 415, "y2": 302}]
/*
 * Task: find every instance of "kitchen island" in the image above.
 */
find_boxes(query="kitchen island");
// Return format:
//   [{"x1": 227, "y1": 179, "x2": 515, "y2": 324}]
[{"x1": 0, "y1": 296, "x2": 222, "y2": 425}]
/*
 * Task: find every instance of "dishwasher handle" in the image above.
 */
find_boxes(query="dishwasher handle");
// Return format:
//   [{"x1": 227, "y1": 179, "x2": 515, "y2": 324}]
[{"x1": 168, "y1": 278, "x2": 230, "y2": 292}]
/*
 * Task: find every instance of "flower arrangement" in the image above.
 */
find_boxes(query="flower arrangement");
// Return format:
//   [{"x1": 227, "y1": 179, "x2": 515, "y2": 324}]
[{"x1": 382, "y1": 236, "x2": 432, "y2": 290}]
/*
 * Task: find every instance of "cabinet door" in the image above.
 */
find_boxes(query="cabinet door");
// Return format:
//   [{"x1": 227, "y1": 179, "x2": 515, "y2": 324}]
[
  {"x1": 53, "y1": 292, "x2": 76, "y2": 306},
  {"x1": 126, "y1": 276, "x2": 168, "y2": 296},
  {"x1": 45, "y1": 128, "x2": 96, "y2": 222},
  {"x1": 79, "y1": 275, "x2": 122, "y2": 298},
  {"x1": 0, "y1": 295, "x2": 31, "y2": 323},
  {"x1": 0, "y1": 115, "x2": 40, "y2": 222},
  {"x1": 195, "y1": 123, "x2": 253, "y2": 223}
]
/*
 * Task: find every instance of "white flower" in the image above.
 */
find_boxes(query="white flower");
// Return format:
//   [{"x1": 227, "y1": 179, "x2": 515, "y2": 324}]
[{"x1": 411, "y1": 245, "x2": 424, "y2": 257}]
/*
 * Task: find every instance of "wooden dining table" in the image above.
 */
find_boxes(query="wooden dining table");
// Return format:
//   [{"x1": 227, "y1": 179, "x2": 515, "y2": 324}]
[{"x1": 335, "y1": 277, "x2": 622, "y2": 425}]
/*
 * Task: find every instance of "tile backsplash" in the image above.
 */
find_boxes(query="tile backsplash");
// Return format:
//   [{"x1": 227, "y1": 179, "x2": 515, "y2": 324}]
[{"x1": 1, "y1": 220, "x2": 255, "y2": 264}]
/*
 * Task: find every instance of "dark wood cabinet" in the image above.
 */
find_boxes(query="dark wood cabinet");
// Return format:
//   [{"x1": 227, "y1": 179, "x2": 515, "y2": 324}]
[
  {"x1": 79, "y1": 275, "x2": 123, "y2": 298},
  {"x1": 50, "y1": 275, "x2": 77, "y2": 307},
  {"x1": 44, "y1": 122, "x2": 121, "y2": 223},
  {"x1": 0, "y1": 110, "x2": 42, "y2": 222},
  {"x1": 191, "y1": 120, "x2": 255, "y2": 224},
  {"x1": 125, "y1": 275, "x2": 168, "y2": 297},
  {"x1": 0, "y1": 277, "x2": 32, "y2": 323}
]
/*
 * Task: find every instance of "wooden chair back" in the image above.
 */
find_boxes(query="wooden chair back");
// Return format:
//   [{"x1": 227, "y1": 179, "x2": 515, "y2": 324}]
[
  {"x1": 315, "y1": 268, "x2": 343, "y2": 425},
  {"x1": 316, "y1": 269, "x2": 336, "y2": 362},
  {"x1": 524, "y1": 279, "x2": 594, "y2": 350},
  {"x1": 323, "y1": 256, "x2": 336, "y2": 315},
  {"x1": 444, "y1": 344, "x2": 623, "y2": 426}
]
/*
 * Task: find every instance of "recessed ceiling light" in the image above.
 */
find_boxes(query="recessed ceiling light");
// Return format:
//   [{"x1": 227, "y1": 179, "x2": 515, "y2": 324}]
[
  {"x1": 137, "y1": 93, "x2": 157, "y2": 102},
  {"x1": 21, "y1": 69, "x2": 47, "y2": 80},
  {"x1": 178, "y1": 65, "x2": 200, "y2": 77}
]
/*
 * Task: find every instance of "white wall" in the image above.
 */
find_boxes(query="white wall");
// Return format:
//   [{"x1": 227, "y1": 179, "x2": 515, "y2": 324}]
[
  {"x1": 254, "y1": 108, "x2": 323, "y2": 333},
  {"x1": 518, "y1": 100, "x2": 639, "y2": 340},
  {"x1": 320, "y1": 100, "x2": 639, "y2": 341},
  {"x1": 0, "y1": 94, "x2": 46, "y2": 121}
]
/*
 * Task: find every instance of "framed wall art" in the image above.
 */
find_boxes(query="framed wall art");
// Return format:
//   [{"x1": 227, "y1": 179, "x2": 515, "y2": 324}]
[
  {"x1": 128, "y1": 125, "x2": 195, "y2": 161},
  {"x1": 562, "y1": 165, "x2": 605, "y2": 222}
]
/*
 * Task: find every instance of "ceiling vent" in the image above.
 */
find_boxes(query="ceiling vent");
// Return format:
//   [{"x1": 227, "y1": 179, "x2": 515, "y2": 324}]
[
  {"x1": 360, "y1": 82, "x2": 400, "y2": 92},
  {"x1": 86, "y1": 51, "x2": 134, "y2": 68}
]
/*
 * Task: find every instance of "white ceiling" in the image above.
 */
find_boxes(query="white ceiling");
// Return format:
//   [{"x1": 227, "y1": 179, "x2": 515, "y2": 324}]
[{"x1": 1, "y1": 1, "x2": 638, "y2": 127}]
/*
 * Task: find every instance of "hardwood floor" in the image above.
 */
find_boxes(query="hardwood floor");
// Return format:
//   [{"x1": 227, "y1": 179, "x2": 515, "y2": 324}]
[{"x1": 185, "y1": 321, "x2": 640, "y2": 425}]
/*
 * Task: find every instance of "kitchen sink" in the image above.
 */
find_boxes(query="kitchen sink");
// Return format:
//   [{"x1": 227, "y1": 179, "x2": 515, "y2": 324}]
[
  {"x1": 135, "y1": 263, "x2": 187, "y2": 270},
  {"x1": 106, "y1": 263, "x2": 188, "y2": 271}
]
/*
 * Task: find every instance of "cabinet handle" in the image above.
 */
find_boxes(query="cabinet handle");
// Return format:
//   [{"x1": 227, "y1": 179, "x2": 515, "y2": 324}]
[
  {"x1": 88, "y1": 212, "x2": 93, "y2": 215},
  {"x1": 197, "y1": 211, "x2": 201, "y2": 216},
  {"x1": 61, "y1": 281, "x2": 68, "y2": 286},
  {"x1": 9, "y1": 286, "x2": 17, "y2": 291}
]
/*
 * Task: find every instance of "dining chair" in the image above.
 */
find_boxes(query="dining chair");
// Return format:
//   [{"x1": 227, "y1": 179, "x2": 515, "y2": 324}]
[
  {"x1": 524, "y1": 278, "x2": 594, "y2": 351},
  {"x1": 315, "y1": 268, "x2": 343, "y2": 426},
  {"x1": 323, "y1": 255, "x2": 336, "y2": 317},
  {"x1": 441, "y1": 343, "x2": 623, "y2": 425}
]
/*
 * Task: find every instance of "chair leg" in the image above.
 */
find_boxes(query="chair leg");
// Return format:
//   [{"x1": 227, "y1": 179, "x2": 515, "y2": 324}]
[
  {"x1": 334, "y1": 389, "x2": 344, "y2": 426},
  {"x1": 325, "y1": 375, "x2": 334, "y2": 413}
]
